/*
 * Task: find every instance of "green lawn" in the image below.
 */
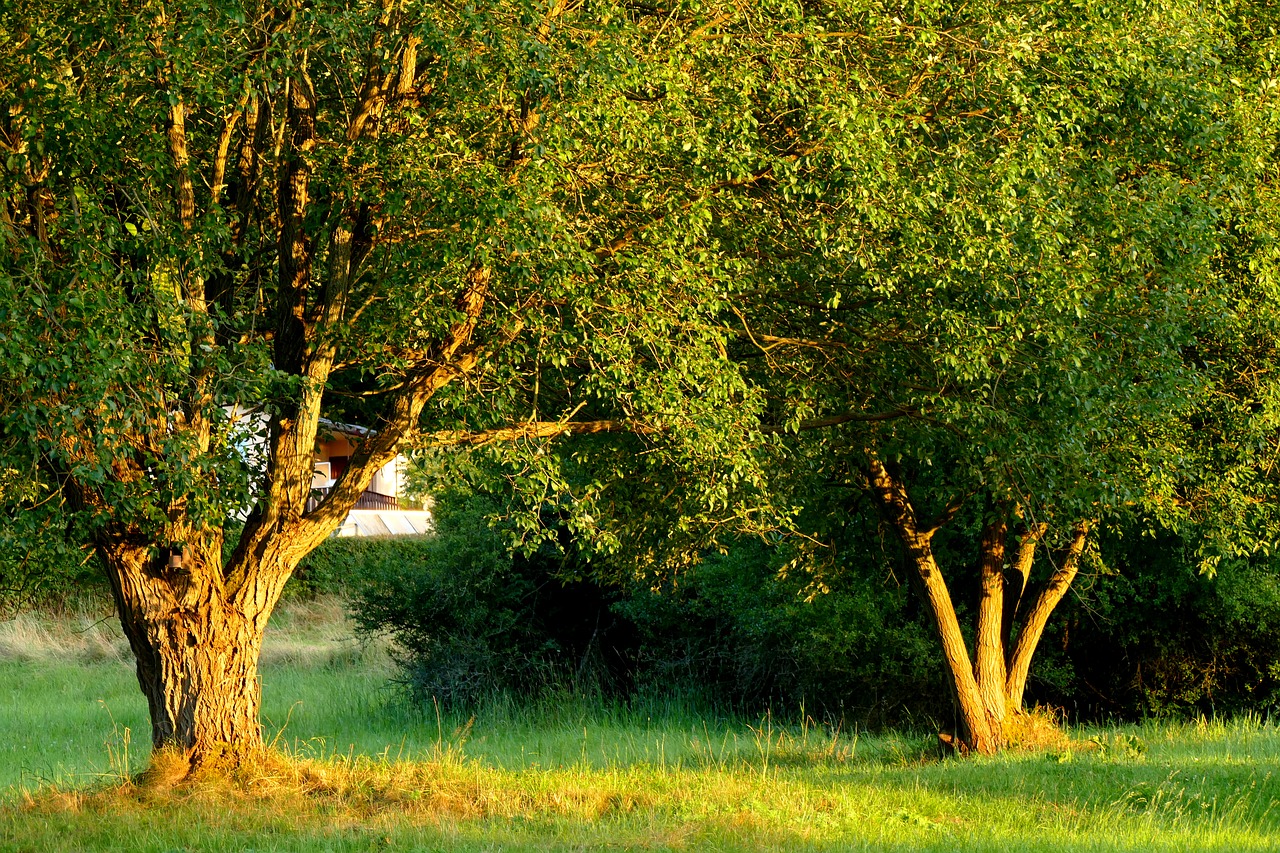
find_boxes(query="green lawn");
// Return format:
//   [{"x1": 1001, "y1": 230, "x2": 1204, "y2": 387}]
[{"x1": 2, "y1": 602, "x2": 1279, "y2": 851}]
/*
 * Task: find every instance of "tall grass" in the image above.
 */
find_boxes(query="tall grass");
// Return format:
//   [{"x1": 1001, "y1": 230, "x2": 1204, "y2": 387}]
[
  {"x1": 4, "y1": 599, "x2": 1280, "y2": 851},
  {"x1": 0, "y1": 605, "x2": 127, "y2": 663}
]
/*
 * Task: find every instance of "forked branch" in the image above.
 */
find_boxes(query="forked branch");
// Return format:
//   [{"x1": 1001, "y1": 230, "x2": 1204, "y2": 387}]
[{"x1": 1005, "y1": 521, "x2": 1091, "y2": 710}]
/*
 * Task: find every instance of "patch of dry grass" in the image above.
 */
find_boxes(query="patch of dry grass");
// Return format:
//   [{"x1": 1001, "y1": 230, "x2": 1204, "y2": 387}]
[
  {"x1": 19, "y1": 751, "x2": 694, "y2": 834},
  {"x1": 10, "y1": 745, "x2": 952, "y2": 851},
  {"x1": 0, "y1": 594, "x2": 389, "y2": 669},
  {"x1": 1002, "y1": 706, "x2": 1082, "y2": 754},
  {"x1": 0, "y1": 607, "x2": 126, "y2": 664}
]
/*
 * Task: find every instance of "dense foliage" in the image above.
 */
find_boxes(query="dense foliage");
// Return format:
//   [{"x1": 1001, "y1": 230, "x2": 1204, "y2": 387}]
[
  {"x1": 0, "y1": 513, "x2": 103, "y2": 615},
  {"x1": 345, "y1": 495, "x2": 1280, "y2": 725},
  {"x1": 1041, "y1": 535, "x2": 1280, "y2": 719},
  {"x1": 1, "y1": 0, "x2": 1278, "y2": 761}
]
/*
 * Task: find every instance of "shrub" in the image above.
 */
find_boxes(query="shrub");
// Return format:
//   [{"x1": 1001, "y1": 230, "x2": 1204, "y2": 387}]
[
  {"x1": 291, "y1": 535, "x2": 440, "y2": 598},
  {"x1": 348, "y1": 496, "x2": 635, "y2": 706},
  {"x1": 616, "y1": 540, "x2": 945, "y2": 725},
  {"x1": 345, "y1": 494, "x2": 1280, "y2": 726},
  {"x1": 1032, "y1": 530, "x2": 1280, "y2": 719},
  {"x1": 348, "y1": 495, "x2": 947, "y2": 723},
  {"x1": 0, "y1": 511, "x2": 105, "y2": 615}
]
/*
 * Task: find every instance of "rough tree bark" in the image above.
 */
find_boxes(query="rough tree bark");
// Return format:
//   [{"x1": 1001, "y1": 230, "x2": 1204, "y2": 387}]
[
  {"x1": 974, "y1": 509, "x2": 1010, "y2": 749},
  {"x1": 866, "y1": 451, "x2": 1091, "y2": 754},
  {"x1": 97, "y1": 535, "x2": 283, "y2": 763}
]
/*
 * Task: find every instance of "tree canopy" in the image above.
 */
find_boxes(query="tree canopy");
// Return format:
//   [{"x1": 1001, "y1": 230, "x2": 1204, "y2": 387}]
[
  {"x1": 1, "y1": 0, "x2": 1278, "y2": 764},
  {"x1": 454, "y1": 0, "x2": 1280, "y2": 752}
]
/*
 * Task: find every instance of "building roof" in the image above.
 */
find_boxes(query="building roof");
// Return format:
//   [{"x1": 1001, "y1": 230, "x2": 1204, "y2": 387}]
[
  {"x1": 336, "y1": 509, "x2": 433, "y2": 537},
  {"x1": 317, "y1": 417, "x2": 377, "y2": 439}
]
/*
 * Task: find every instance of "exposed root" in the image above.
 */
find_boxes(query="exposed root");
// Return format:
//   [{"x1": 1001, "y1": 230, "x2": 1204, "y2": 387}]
[{"x1": 936, "y1": 731, "x2": 962, "y2": 756}]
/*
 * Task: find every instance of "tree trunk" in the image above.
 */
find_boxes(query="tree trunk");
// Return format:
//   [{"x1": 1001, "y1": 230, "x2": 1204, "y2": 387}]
[
  {"x1": 98, "y1": 533, "x2": 290, "y2": 772},
  {"x1": 1001, "y1": 523, "x2": 1047, "y2": 654},
  {"x1": 865, "y1": 452, "x2": 1096, "y2": 754},
  {"x1": 973, "y1": 512, "x2": 1009, "y2": 745},
  {"x1": 866, "y1": 454, "x2": 1002, "y2": 754}
]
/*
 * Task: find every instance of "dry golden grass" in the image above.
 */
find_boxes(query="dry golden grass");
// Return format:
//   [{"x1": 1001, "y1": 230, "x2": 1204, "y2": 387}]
[
  {"x1": 22, "y1": 750, "x2": 666, "y2": 829},
  {"x1": 1002, "y1": 705, "x2": 1085, "y2": 753},
  {"x1": 259, "y1": 595, "x2": 369, "y2": 667},
  {"x1": 0, "y1": 607, "x2": 127, "y2": 663},
  {"x1": 0, "y1": 594, "x2": 389, "y2": 668}
]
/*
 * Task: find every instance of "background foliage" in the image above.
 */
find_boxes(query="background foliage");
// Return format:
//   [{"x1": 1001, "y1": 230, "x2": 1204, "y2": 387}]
[
  {"x1": 339, "y1": 484, "x2": 1280, "y2": 725},
  {"x1": 2, "y1": 0, "x2": 1279, "y2": 747}
]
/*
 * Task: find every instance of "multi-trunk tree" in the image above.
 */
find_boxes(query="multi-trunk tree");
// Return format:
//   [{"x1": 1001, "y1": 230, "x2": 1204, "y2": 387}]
[
  {"x1": 672, "y1": 0, "x2": 1242, "y2": 752},
  {"x1": 445, "y1": 0, "x2": 1251, "y2": 754}
]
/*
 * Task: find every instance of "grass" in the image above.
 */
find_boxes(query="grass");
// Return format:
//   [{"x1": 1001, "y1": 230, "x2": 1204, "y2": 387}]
[{"x1": 3, "y1": 598, "x2": 1280, "y2": 851}]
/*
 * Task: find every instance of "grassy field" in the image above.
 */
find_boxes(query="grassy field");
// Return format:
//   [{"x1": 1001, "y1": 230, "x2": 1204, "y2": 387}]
[{"x1": 2, "y1": 599, "x2": 1280, "y2": 851}]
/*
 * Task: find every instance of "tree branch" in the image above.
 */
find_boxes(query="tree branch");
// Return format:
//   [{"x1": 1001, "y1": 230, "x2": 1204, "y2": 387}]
[
  {"x1": 920, "y1": 492, "x2": 968, "y2": 538},
  {"x1": 164, "y1": 99, "x2": 197, "y2": 236},
  {"x1": 1001, "y1": 520, "x2": 1047, "y2": 652},
  {"x1": 423, "y1": 419, "x2": 637, "y2": 447},
  {"x1": 1005, "y1": 520, "x2": 1091, "y2": 710},
  {"x1": 418, "y1": 406, "x2": 919, "y2": 448}
]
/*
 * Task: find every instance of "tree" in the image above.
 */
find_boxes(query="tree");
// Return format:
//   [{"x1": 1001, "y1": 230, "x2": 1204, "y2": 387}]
[
  {"x1": 361, "y1": 0, "x2": 1258, "y2": 755},
  {"x1": 0, "y1": 0, "x2": 761, "y2": 772},
  {"x1": 414, "y1": 0, "x2": 1248, "y2": 754},
  {"x1": 1180, "y1": 0, "x2": 1280, "y2": 567},
  {"x1": 676, "y1": 0, "x2": 1238, "y2": 752}
]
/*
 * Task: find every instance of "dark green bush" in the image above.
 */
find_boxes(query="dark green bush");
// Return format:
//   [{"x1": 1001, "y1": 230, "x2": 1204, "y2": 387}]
[
  {"x1": 1032, "y1": 531, "x2": 1280, "y2": 719},
  {"x1": 343, "y1": 490, "x2": 1280, "y2": 725},
  {"x1": 617, "y1": 541, "x2": 945, "y2": 724},
  {"x1": 348, "y1": 496, "x2": 635, "y2": 706},
  {"x1": 291, "y1": 535, "x2": 440, "y2": 598},
  {"x1": 347, "y1": 493, "x2": 948, "y2": 723}
]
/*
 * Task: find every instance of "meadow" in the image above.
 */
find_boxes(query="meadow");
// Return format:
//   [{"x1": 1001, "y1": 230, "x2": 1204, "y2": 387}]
[{"x1": 2, "y1": 598, "x2": 1279, "y2": 852}]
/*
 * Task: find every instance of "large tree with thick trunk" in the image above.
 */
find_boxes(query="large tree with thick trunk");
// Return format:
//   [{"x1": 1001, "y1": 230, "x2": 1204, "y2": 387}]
[{"x1": 0, "y1": 0, "x2": 777, "y2": 772}]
